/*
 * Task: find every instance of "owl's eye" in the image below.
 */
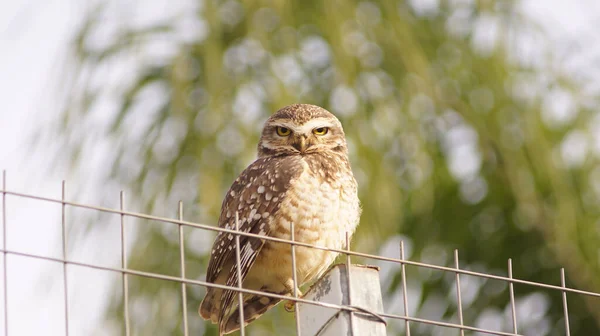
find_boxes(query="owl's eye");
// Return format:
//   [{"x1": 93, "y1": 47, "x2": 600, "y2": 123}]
[
  {"x1": 276, "y1": 126, "x2": 291, "y2": 136},
  {"x1": 313, "y1": 127, "x2": 329, "y2": 135}
]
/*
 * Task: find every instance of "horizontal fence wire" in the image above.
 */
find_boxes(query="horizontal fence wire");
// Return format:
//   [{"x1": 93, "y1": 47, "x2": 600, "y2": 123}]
[{"x1": 0, "y1": 172, "x2": 598, "y2": 336}]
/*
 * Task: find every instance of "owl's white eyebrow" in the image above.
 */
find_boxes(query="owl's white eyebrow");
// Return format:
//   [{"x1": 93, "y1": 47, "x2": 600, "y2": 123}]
[{"x1": 275, "y1": 118, "x2": 334, "y2": 134}]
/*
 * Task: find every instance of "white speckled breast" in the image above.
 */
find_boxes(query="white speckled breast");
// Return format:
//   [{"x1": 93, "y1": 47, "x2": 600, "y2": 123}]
[{"x1": 247, "y1": 157, "x2": 360, "y2": 290}]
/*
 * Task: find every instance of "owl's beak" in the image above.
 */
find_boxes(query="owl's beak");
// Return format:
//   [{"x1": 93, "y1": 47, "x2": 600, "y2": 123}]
[{"x1": 293, "y1": 135, "x2": 307, "y2": 153}]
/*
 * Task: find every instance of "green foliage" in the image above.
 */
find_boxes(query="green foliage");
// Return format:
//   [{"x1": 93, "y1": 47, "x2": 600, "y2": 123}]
[{"x1": 56, "y1": 0, "x2": 600, "y2": 335}]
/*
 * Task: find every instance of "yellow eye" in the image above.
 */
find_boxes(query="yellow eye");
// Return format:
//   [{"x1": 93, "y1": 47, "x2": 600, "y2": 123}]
[
  {"x1": 276, "y1": 126, "x2": 291, "y2": 136},
  {"x1": 313, "y1": 127, "x2": 329, "y2": 135}
]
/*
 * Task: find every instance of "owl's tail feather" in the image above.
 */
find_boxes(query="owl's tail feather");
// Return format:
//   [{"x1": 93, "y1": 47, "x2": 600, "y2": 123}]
[
  {"x1": 199, "y1": 288, "x2": 222, "y2": 323},
  {"x1": 221, "y1": 294, "x2": 282, "y2": 334}
]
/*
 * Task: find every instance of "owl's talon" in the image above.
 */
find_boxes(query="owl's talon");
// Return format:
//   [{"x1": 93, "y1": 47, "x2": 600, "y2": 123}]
[
  {"x1": 284, "y1": 300, "x2": 296, "y2": 312},
  {"x1": 283, "y1": 283, "x2": 302, "y2": 313}
]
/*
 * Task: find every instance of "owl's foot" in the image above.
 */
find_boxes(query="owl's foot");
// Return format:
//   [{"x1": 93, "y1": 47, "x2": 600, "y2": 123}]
[
  {"x1": 284, "y1": 300, "x2": 295, "y2": 312},
  {"x1": 282, "y1": 278, "x2": 303, "y2": 312},
  {"x1": 284, "y1": 289, "x2": 303, "y2": 312}
]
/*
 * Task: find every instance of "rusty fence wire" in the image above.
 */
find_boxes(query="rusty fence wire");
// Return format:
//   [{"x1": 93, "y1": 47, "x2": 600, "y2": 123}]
[{"x1": 1, "y1": 170, "x2": 599, "y2": 336}]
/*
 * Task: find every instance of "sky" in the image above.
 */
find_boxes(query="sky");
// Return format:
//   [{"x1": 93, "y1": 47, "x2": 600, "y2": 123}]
[
  {"x1": 0, "y1": 0, "x2": 599, "y2": 335},
  {"x1": 0, "y1": 2, "x2": 117, "y2": 335}
]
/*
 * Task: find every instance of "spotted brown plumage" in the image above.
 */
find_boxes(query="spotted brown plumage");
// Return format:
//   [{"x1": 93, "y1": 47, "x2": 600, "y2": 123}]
[{"x1": 199, "y1": 104, "x2": 361, "y2": 334}]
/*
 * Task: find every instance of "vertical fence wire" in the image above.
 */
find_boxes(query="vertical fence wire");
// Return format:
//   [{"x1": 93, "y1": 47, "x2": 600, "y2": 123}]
[
  {"x1": 344, "y1": 232, "x2": 355, "y2": 336},
  {"x1": 61, "y1": 182, "x2": 69, "y2": 336},
  {"x1": 120, "y1": 192, "x2": 130, "y2": 336},
  {"x1": 453, "y1": 250, "x2": 464, "y2": 336},
  {"x1": 399, "y1": 241, "x2": 411, "y2": 336},
  {"x1": 508, "y1": 259, "x2": 518, "y2": 334},
  {"x1": 178, "y1": 201, "x2": 188, "y2": 336},
  {"x1": 1, "y1": 171, "x2": 7, "y2": 336},
  {"x1": 290, "y1": 221, "x2": 301, "y2": 336},
  {"x1": 234, "y1": 213, "x2": 245, "y2": 336},
  {"x1": 561, "y1": 268, "x2": 571, "y2": 336}
]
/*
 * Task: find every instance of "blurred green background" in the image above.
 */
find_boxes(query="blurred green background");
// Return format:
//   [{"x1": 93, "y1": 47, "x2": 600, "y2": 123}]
[{"x1": 51, "y1": 0, "x2": 600, "y2": 335}]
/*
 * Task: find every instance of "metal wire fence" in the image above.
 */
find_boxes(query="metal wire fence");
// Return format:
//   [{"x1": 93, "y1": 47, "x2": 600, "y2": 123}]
[{"x1": 1, "y1": 170, "x2": 599, "y2": 336}]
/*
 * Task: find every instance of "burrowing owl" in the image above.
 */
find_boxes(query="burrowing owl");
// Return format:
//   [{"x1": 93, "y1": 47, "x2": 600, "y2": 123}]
[{"x1": 199, "y1": 104, "x2": 361, "y2": 334}]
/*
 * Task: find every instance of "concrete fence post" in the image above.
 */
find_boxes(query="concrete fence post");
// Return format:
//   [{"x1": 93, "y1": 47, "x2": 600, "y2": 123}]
[{"x1": 298, "y1": 264, "x2": 386, "y2": 336}]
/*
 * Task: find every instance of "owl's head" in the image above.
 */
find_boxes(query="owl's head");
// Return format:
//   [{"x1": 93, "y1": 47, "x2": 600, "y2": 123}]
[{"x1": 257, "y1": 104, "x2": 348, "y2": 158}]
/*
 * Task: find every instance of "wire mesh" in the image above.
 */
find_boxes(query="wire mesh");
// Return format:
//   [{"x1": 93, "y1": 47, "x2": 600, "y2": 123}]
[
  {"x1": 60, "y1": 182, "x2": 69, "y2": 336},
  {"x1": 290, "y1": 221, "x2": 302, "y2": 336},
  {"x1": 507, "y1": 258, "x2": 519, "y2": 334},
  {"x1": 453, "y1": 250, "x2": 464, "y2": 336},
  {"x1": 1, "y1": 170, "x2": 598, "y2": 336},
  {"x1": 178, "y1": 201, "x2": 189, "y2": 336},
  {"x1": 344, "y1": 232, "x2": 355, "y2": 336},
  {"x1": 234, "y1": 212, "x2": 246, "y2": 336},
  {"x1": 119, "y1": 191, "x2": 131, "y2": 336}
]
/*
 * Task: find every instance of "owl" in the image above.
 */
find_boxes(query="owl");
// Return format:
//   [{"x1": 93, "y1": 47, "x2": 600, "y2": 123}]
[{"x1": 199, "y1": 104, "x2": 361, "y2": 334}]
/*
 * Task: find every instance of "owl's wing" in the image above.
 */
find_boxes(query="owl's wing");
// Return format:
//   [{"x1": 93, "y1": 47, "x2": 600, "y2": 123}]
[{"x1": 204, "y1": 156, "x2": 303, "y2": 325}]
